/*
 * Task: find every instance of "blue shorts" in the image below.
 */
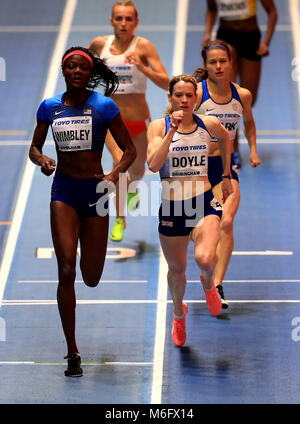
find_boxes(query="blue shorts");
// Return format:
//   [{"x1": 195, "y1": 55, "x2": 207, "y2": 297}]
[
  {"x1": 158, "y1": 189, "x2": 222, "y2": 237},
  {"x1": 51, "y1": 170, "x2": 109, "y2": 217},
  {"x1": 208, "y1": 154, "x2": 239, "y2": 189}
]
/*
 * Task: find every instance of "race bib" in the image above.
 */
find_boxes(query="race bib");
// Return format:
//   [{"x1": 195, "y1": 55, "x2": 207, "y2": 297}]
[
  {"x1": 52, "y1": 116, "x2": 92, "y2": 151},
  {"x1": 217, "y1": 0, "x2": 249, "y2": 20},
  {"x1": 169, "y1": 145, "x2": 208, "y2": 177},
  {"x1": 109, "y1": 65, "x2": 133, "y2": 94}
]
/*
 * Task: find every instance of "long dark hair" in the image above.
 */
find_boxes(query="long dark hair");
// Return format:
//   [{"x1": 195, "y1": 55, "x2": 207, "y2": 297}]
[
  {"x1": 193, "y1": 40, "x2": 232, "y2": 82},
  {"x1": 62, "y1": 46, "x2": 119, "y2": 96}
]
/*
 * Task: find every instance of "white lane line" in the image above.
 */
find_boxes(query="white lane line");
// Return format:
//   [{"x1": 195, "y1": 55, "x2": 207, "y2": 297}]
[
  {"x1": 247, "y1": 129, "x2": 300, "y2": 134},
  {"x1": 17, "y1": 279, "x2": 300, "y2": 284},
  {"x1": 290, "y1": 0, "x2": 300, "y2": 104},
  {"x1": 186, "y1": 24, "x2": 292, "y2": 32},
  {"x1": 2, "y1": 139, "x2": 300, "y2": 146},
  {"x1": 232, "y1": 251, "x2": 293, "y2": 255},
  {"x1": 0, "y1": 24, "x2": 293, "y2": 32},
  {"x1": 172, "y1": 0, "x2": 189, "y2": 75},
  {"x1": 0, "y1": 361, "x2": 152, "y2": 366},
  {"x1": 0, "y1": 131, "x2": 27, "y2": 135},
  {"x1": 2, "y1": 299, "x2": 300, "y2": 306},
  {"x1": 0, "y1": 25, "x2": 60, "y2": 32},
  {"x1": 17, "y1": 279, "x2": 148, "y2": 283},
  {"x1": 0, "y1": 0, "x2": 77, "y2": 308},
  {"x1": 151, "y1": 251, "x2": 169, "y2": 404},
  {"x1": 151, "y1": 0, "x2": 189, "y2": 405},
  {"x1": 2, "y1": 300, "x2": 158, "y2": 305},
  {"x1": 187, "y1": 280, "x2": 300, "y2": 283},
  {"x1": 0, "y1": 141, "x2": 52, "y2": 146},
  {"x1": 239, "y1": 139, "x2": 300, "y2": 144}
]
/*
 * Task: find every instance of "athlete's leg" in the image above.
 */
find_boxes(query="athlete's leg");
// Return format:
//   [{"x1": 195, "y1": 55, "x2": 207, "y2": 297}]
[
  {"x1": 106, "y1": 128, "x2": 148, "y2": 213},
  {"x1": 50, "y1": 201, "x2": 80, "y2": 356},
  {"x1": 105, "y1": 131, "x2": 127, "y2": 219},
  {"x1": 191, "y1": 214, "x2": 222, "y2": 316},
  {"x1": 229, "y1": 44, "x2": 238, "y2": 83},
  {"x1": 227, "y1": 45, "x2": 241, "y2": 156},
  {"x1": 126, "y1": 129, "x2": 148, "y2": 212},
  {"x1": 128, "y1": 130, "x2": 147, "y2": 183},
  {"x1": 105, "y1": 131, "x2": 128, "y2": 241},
  {"x1": 238, "y1": 56, "x2": 261, "y2": 106},
  {"x1": 213, "y1": 179, "x2": 240, "y2": 286},
  {"x1": 159, "y1": 233, "x2": 190, "y2": 317},
  {"x1": 191, "y1": 214, "x2": 221, "y2": 290},
  {"x1": 79, "y1": 214, "x2": 109, "y2": 286}
]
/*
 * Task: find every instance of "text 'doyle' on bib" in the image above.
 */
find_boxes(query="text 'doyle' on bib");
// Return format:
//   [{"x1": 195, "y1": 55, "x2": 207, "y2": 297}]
[{"x1": 169, "y1": 129, "x2": 208, "y2": 178}]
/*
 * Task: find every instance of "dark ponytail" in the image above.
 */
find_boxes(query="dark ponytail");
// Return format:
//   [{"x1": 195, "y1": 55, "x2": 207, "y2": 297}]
[
  {"x1": 62, "y1": 46, "x2": 119, "y2": 96},
  {"x1": 192, "y1": 40, "x2": 231, "y2": 82},
  {"x1": 192, "y1": 67, "x2": 207, "y2": 82}
]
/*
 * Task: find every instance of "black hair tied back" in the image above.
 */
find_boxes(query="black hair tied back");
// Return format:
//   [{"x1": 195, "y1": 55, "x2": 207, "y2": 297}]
[{"x1": 62, "y1": 46, "x2": 119, "y2": 96}]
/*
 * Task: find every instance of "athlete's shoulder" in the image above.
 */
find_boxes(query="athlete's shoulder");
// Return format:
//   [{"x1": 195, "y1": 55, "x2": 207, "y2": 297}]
[
  {"x1": 87, "y1": 91, "x2": 120, "y2": 121},
  {"x1": 136, "y1": 36, "x2": 157, "y2": 53},
  {"x1": 232, "y1": 82, "x2": 251, "y2": 98},
  {"x1": 136, "y1": 36, "x2": 150, "y2": 47},
  {"x1": 88, "y1": 35, "x2": 110, "y2": 54},
  {"x1": 87, "y1": 91, "x2": 113, "y2": 106},
  {"x1": 37, "y1": 94, "x2": 62, "y2": 121},
  {"x1": 199, "y1": 113, "x2": 220, "y2": 127},
  {"x1": 233, "y1": 82, "x2": 252, "y2": 105},
  {"x1": 149, "y1": 117, "x2": 165, "y2": 128},
  {"x1": 148, "y1": 117, "x2": 165, "y2": 134},
  {"x1": 44, "y1": 93, "x2": 63, "y2": 108}
]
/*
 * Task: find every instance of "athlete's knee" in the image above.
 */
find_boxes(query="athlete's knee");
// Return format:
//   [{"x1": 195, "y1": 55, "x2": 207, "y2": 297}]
[
  {"x1": 167, "y1": 260, "x2": 187, "y2": 277},
  {"x1": 168, "y1": 267, "x2": 186, "y2": 282},
  {"x1": 221, "y1": 215, "x2": 234, "y2": 234},
  {"x1": 81, "y1": 268, "x2": 103, "y2": 287},
  {"x1": 82, "y1": 272, "x2": 101, "y2": 287},
  {"x1": 195, "y1": 249, "x2": 216, "y2": 271},
  {"x1": 83, "y1": 278, "x2": 100, "y2": 288},
  {"x1": 58, "y1": 260, "x2": 76, "y2": 286}
]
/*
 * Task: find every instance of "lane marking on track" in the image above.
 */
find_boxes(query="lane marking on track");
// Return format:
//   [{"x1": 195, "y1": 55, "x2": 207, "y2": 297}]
[
  {"x1": 16, "y1": 279, "x2": 300, "y2": 284},
  {"x1": 232, "y1": 251, "x2": 293, "y2": 255},
  {"x1": 187, "y1": 279, "x2": 300, "y2": 283},
  {"x1": 290, "y1": 0, "x2": 300, "y2": 104},
  {"x1": 17, "y1": 279, "x2": 148, "y2": 283},
  {"x1": 0, "y1": 361, "x2": 153, "y2": 366},
  {"x1": 2, "y1": 299, "x2": 300, "y2": 306},
  {"x1": 0, "y1": 131, "x2": 27, "y2": 135},
  {"x1": 0, "y1": 24, "x2": 293, "y2": 32},
  {"x1": 151, "y1": 0, "x2": 189, "y2": 405},
  {"x1": 2, "y1": 138, "x2": 300, "y2": 146}
]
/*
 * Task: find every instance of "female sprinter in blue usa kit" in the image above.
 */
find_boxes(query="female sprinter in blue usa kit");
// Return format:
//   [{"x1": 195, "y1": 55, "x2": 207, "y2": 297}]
[{"x1": 29, "y1": 46, "x2": 136, "y2": 377}]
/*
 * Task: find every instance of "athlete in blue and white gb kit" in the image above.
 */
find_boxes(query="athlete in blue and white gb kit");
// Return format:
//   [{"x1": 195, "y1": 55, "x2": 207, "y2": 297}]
[
  {"x1": 29, "y1": 46, "x2": 136, "y2": 377},
  {"x1": 193, "y1": 39, "x2": 261, "y2": 309},
  {"x1": 147, "y1": 74, "x2": 233, "y2": 347}
]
